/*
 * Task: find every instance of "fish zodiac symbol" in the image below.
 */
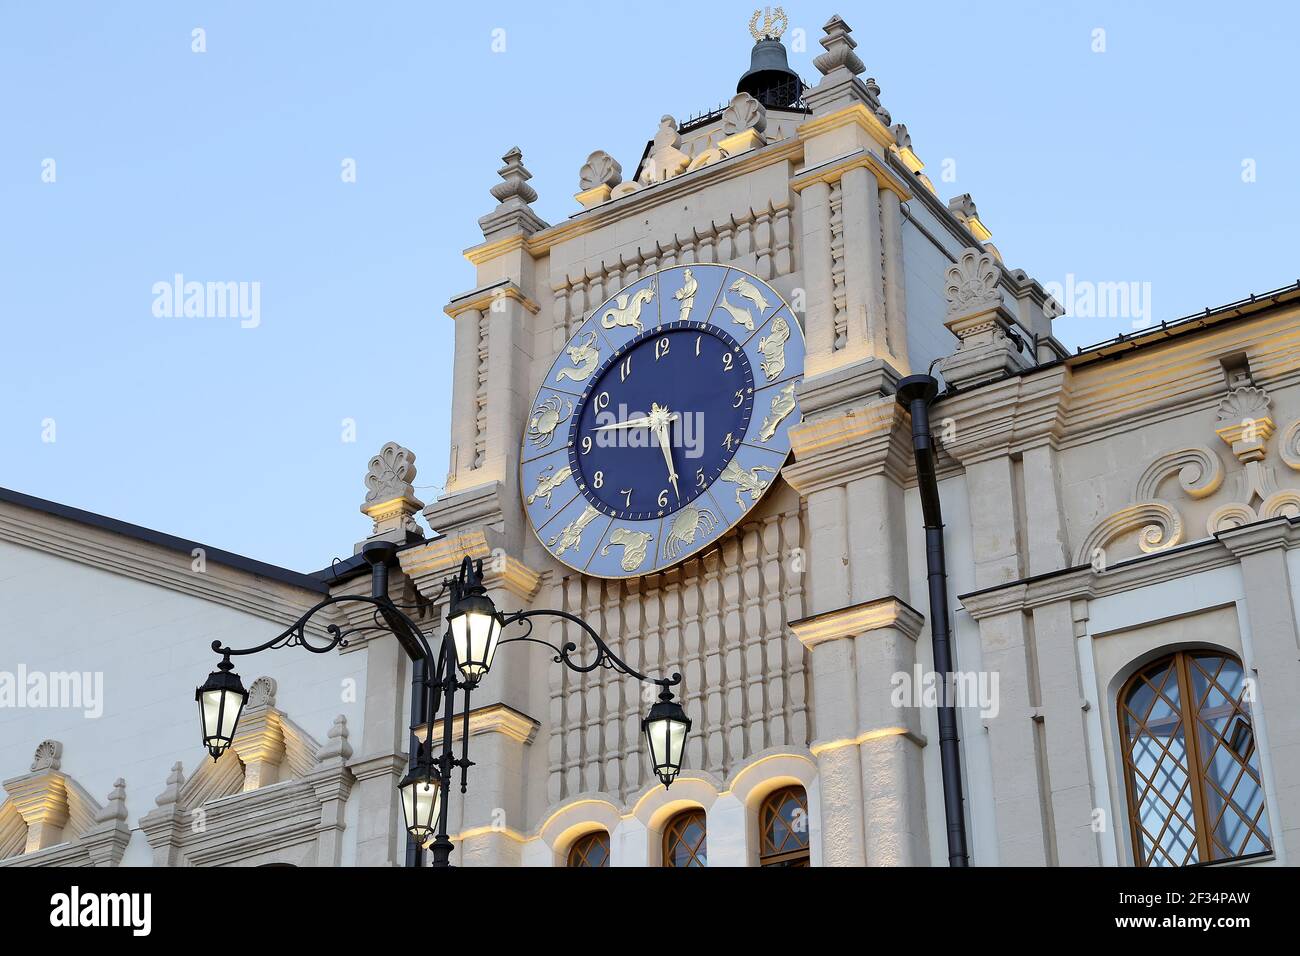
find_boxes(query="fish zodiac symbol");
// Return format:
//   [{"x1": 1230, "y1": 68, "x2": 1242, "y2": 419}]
[
  {"x1": 729, "y1": 276, "x2": 771, "y2": 315},
  {"x1": 718, "y1": 296, "x2": 755, "y2": 331}
]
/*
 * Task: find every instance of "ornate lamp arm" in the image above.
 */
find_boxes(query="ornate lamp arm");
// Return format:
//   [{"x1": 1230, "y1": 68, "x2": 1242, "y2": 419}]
[{"x1": 498, "y1": 608, "x2": 682, "y2": 689}]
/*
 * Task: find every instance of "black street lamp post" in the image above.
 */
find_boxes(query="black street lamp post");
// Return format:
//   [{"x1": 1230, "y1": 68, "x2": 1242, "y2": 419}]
[{"x1": 193, "y1": 540, "x2": 687, "y2": 867}]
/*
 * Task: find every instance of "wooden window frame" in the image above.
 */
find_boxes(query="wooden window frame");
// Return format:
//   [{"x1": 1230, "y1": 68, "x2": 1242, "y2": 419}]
[
  {"x1": 758, "y1": 785, "x2": 811, "y2": 867},
  {"x1": 662, "y1": 808, "x2": 707, "y2": 868},
  {"x1": 566, "y1": 829, "x2": 610, "y2": 868}
]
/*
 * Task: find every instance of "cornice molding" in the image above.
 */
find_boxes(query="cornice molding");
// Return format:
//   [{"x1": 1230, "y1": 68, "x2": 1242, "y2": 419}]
[
  {"x1": 444, "y1": 280, "x2": 541, "y2": 318},
  {"x1": 790, "y1": 146, "x2": 912, "y2": 200},
  {"x1": 466, "y1": 138, "x2": 806, "y2": 265},
  {"x1": 0, "y1": 501, "x2": 331, "y2": 635},
  {"x1": 789, "y1": 595, "x2": 924, "y2": 650},
  {"x1": 784, "y1": 396, "x2": 911, "y2": 495},
  {"x1": 796, "y1": 102, "x2": 897, "y2": 153},
  {"x1": 413, "y1": 703, "x2": 540, "y2": 747}
]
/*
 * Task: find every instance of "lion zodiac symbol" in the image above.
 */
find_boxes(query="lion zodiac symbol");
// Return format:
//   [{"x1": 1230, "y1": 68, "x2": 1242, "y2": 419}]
[
  {"x1": 663, "y1": 505, "x2": 718, "y2": 560},
  {"x1": 526, "y1": 464, "x2": 572, "y2": 509},
  {"x1": 601, "y1": 528, "x2": 654, "y2": 572},
  {"x1": 555, "y1": 331, "x2": 599, "y2": 383},
  {"x1": 601, "y1": 287, "x2": 655, "y2": 333}
]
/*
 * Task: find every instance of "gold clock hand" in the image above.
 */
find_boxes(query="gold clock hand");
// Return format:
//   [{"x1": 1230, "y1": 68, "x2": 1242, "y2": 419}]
[
  {"x1": 655, "y1": 421, "x2": 679, "y2": 501},
  {"x1": 594, "y1": 416, "x2": 655, "y2": 432}
]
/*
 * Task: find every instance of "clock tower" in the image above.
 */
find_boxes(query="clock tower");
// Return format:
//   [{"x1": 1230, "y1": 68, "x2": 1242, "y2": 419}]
[{"x1": 399, "y1": 12, "x2": 1063, "y2": 866}]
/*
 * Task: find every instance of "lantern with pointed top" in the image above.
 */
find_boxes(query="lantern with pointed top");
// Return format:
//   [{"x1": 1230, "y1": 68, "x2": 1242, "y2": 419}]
[
  {"x1": 643, "y1": 687, "x2": 691, "y2": 787},
  {"x1": 447, "y1": 557, "x2": 503, "y2": 687},
  {"x1": 195, "y1": 655, "x2": 248, "y2": 761}
]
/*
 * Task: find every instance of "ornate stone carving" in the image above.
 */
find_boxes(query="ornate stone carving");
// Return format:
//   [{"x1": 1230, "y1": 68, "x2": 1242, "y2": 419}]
[
  {"x1": 1076, "y1": 501, "x2": 1184, "y2": 566},
  {"x1": 1280, "y1": 418, "x2": 1300, "y2": 472},
  {"x1": 638, "y1": 116, "x2": 691, "y2": 185},
  {"x1": 892, "y1": 123, "x2": 912, "y2": 150},
  {"x1": 364, "y1": 441, "x2": 417, "y2": 504},
  {"x1": 722, "y1": 92, "x2": 767, "y2": 136},
  {"x1": 361, "y1": 441, "x2": 424, "y2": 542},
  {"x1": 31, "y1": 739, "x2": 62, "y2": 772},
  {"x1": 1214, "y1": 386, "x2": 1274, "y2": 463},
  {"x1": 579, "y1": 150, "x2": 622, "y2": 191},
  {"x1": 813, "y1": 14, "x2": 864, "y2": 76},
  {"x1": 247, "y1": 676, "x2": 278, "y2": 709},
  {"x1": 1135, "y1": 448, "x2": 1224, "y2": 501},
  {"x1": 944, "y1": 248, "x2": 1000, "y2": 317}
]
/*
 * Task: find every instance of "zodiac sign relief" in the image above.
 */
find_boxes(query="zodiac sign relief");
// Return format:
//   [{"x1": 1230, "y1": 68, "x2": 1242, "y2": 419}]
[
  {"x1": 555, "y1": 331, "x2": 599, "y2": 383},
  {"x1": 718, "y1": 296, "x2": 756, "y2": 331},
  {"x1": 759, "y1": 380, "x2": 798, "y2": 442},
  {"x1": 673, "y1": 269, "x2": 697, "y2": 322},
  {"x1": 548, "y1": 504, "x2": 601, "y2": 556},
  {"x1": 526, "y1": 464, "x2": 572, "y2": 508},
  {"x1": 601, "y1": 286, "x2": 655, "y2": 333},
  {"x1": 601, "y1": 528, "x2": 654, "y2": 572},
  {"x1": 664, "y1": 505, "x2": 719, "y2": 560},
  {"x1": 720, "y1": 459, "x2": 777, "y2": 506},
  {"x1": 757, "y1": 314, "x2": 790, "y2": 380},
  {"x1": 729, "y1": 276, "x2": 771, "y2": 315},
  {"x1": 528, "y1": 395, "x2": 573, "y2": 448}
]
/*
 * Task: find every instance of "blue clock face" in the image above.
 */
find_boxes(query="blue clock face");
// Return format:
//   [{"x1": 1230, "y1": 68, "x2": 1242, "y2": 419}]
[
  {"x1": 567, "y1": 321, "x2": 754, "y2": 521},
  {"x1": 520, "y1": 264, "x2": 805, "y2": 578}
]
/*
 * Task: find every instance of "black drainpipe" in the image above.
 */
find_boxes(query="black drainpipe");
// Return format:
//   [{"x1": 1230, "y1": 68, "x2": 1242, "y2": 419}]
[{"x1": 895, "y1": 374, "x2": 970, "y2": 867}]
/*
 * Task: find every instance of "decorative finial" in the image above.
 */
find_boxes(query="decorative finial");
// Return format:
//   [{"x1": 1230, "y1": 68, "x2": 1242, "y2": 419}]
[
  {"x1": 489, "y1": 147, "x2": 538, "y2": 209},
  {"x1": 31, "y1": 739, "x2": 62, "y2": 772},
  {"x1": 247, "y1": 676, "x2": 278, "y2": 709},
  {"x1": 361, "y1": 441, "x2": 424, "y2": 542},
  {"x1": 749, "y1": 6, "x2": 789, "y2": 41},
  {"x1": 814, "y1": 15, "x2": 864, "y2": 76},
  {"x1": 315, "y1": 715, "x2": 354, "y2": 764},
  {"x1": 95, "y1": 779, "x2": 129, "y2": 823},
  {"x1": 156, "y1": 761, "x2": 185, "y2": 808},
  {"x1": 579, "y1": 151, "x2": 622, "y2": 192},
  {"x1": 945, "y1": 248, "x2": 1002, "y2": 317}
]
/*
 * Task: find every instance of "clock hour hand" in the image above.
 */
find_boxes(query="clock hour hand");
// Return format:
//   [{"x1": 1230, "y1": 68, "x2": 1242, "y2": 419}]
[{"x1": 594, "y1": 415, "x2": 655, "y2": 432}]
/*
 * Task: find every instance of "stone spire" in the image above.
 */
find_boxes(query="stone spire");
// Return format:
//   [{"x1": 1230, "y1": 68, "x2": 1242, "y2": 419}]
[
  {"x1": 95, "y1": 778, "x2": 129, "y2": 823},
  {"x1": 806, "y1": 15, "x2": 886, "y2": 119},
  {"x1": 478, "y1": 147, "x2": 548, "y2": 241}
]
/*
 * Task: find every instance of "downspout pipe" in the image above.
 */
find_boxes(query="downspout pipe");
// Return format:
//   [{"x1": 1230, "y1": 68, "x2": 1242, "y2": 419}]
[{"x1": 895, "y1": 374, "x2": 970, "y2": 867}]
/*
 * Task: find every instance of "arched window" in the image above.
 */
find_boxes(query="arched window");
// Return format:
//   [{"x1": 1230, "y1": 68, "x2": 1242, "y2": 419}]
[
  {"x1": 1119, "y1": 650, "x2": 1272, "y2": 867},
  {"x1": 662, "y1": 809, "x2": 707, "y2": 867},
  {"x1": 759, "y1": 785, "x2": 811, "y2": 866},
  {"x1": 566, "y1": 830, "x2": 610, "y2": 868}
]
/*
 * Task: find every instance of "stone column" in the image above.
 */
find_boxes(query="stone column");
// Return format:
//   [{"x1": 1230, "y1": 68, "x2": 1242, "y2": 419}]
[
  {"x1": 448, "y1": 307, "x2": 481, "y2": 485},
  {"x1": 879, "y1": 189, "x2": 909, "y2": 374},
  {"x1": 1219, "y1": 523, "x2": 1300, "y2": 859},
  {"x1": 840, "y1": 166, "x2": 885, "y2": 365},
  {"x1": 799, "y1": 180, "x2": 835, "y2": 370}
]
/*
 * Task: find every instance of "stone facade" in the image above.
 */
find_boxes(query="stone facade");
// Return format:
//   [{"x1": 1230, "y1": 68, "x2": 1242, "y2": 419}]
[{"x1": 1, "y1": 12, "x2": 1296, "y2": 868}]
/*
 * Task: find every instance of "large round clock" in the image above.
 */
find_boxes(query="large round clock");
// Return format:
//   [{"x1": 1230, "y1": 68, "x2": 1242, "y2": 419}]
[{"x1": 520, "y1": 264, "x2": 805, "y2": 578}]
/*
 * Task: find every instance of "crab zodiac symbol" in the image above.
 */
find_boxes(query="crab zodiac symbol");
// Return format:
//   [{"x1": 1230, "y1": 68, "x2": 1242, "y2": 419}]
[
  {"x1": 601, "y1": 528, "x2": 654, "y2": 572},
  {"x1": 601, "y1": 287, "x2": 655, "y2": 333},
  {"x1": 555, "y1": 331, "x2": 599, "y2": 383},
  {"x1": 663, "y1": 505, "x2": 718, "y2": 560},
  {"x1": 528, "y1": 396, "x2": 573, "y2": 448},
  {"x1": 527, "y1": 464, "x2": 572, "y2": 509},
  {"x1": 719, "y1": 459, "x2": 778, "y2": 506}
]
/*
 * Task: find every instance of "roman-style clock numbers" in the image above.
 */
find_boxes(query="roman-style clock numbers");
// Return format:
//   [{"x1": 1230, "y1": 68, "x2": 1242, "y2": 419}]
[{"x1": 520, "y1": 264, "x2": 806, "y2": 578}]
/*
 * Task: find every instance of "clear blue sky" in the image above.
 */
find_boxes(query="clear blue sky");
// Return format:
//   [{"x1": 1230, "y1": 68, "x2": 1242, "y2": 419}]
[{"x1": 3, "y1": 2, "x2": 1296, "y2": 571}]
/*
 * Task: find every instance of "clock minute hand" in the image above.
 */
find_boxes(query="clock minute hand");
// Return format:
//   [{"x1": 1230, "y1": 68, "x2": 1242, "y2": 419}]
[{"x1": 654, "y1": 421, "x2": 680, "y2": 501}]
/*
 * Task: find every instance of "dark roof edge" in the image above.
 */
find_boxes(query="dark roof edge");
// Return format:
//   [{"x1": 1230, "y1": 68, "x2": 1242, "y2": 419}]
[{"x1": 0, "y1": 486, "x2": 330, "y2": 594}]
